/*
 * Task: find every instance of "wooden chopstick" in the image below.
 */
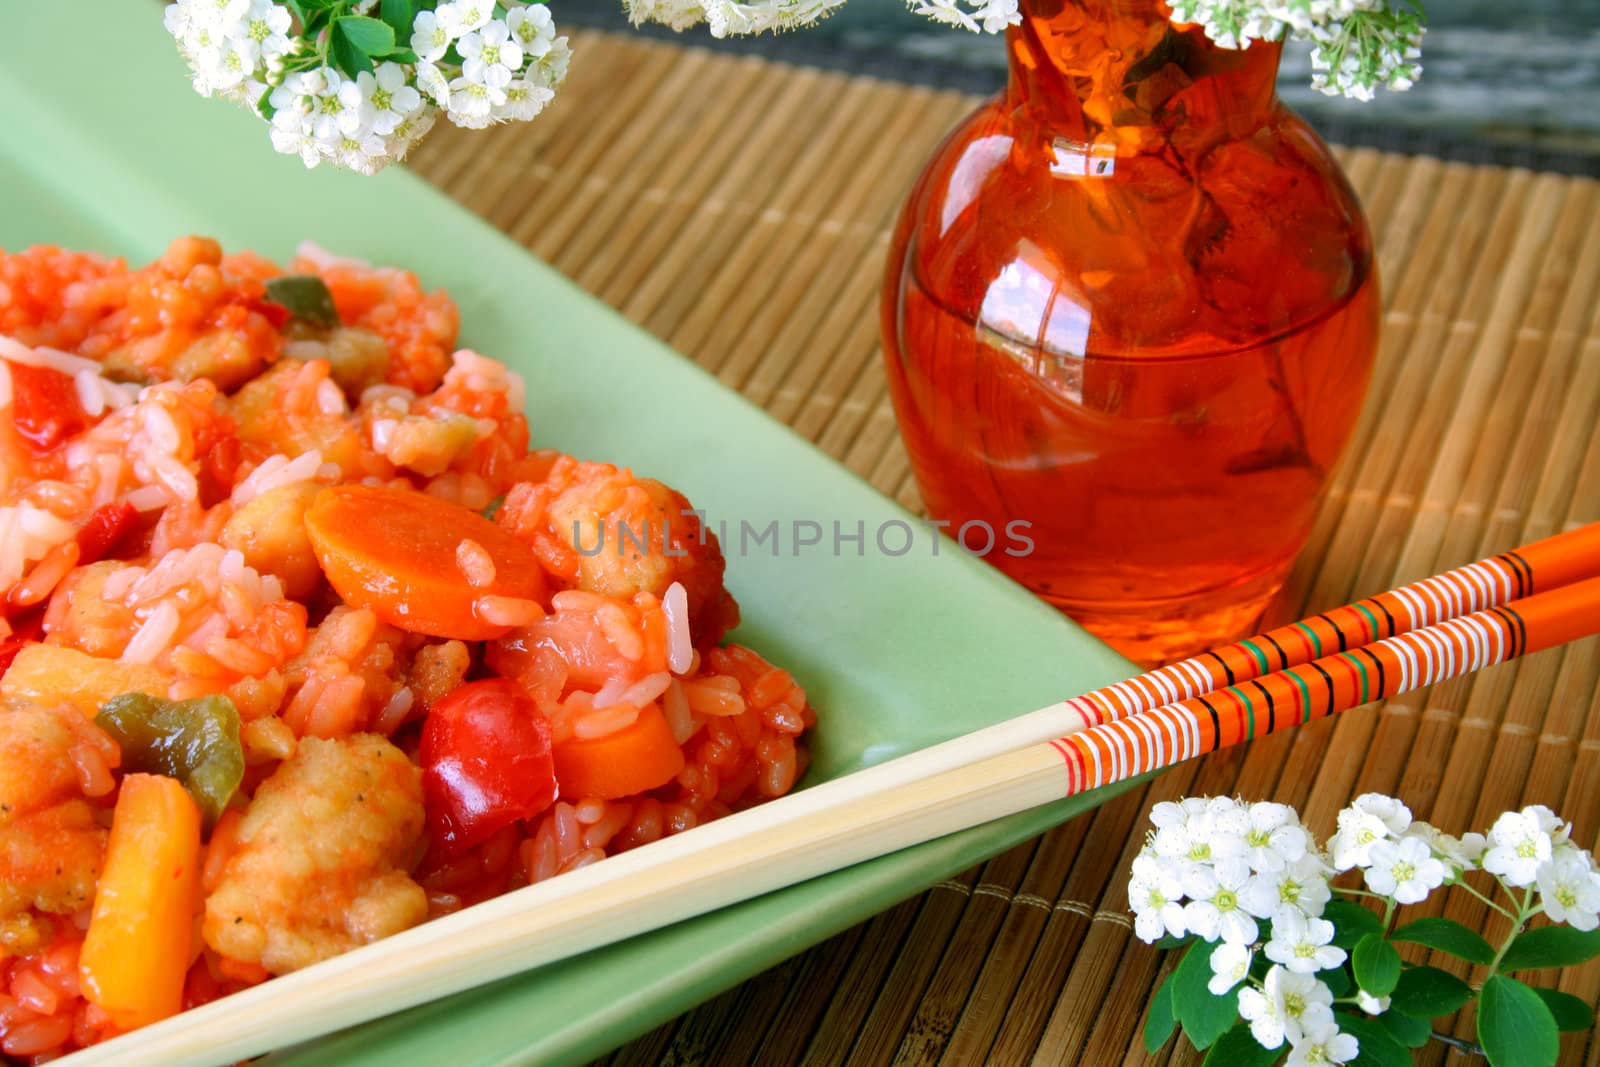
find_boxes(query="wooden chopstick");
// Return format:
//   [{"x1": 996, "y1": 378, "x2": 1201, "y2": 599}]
[{"x1": 60, "y1": 566, "x2": 1600, "y2": 1066}]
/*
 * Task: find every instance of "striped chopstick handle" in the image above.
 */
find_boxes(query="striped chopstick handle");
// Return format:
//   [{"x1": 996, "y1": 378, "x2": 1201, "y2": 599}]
[
  {"x1": 1050, "y1": 577, "x2": 1600, "y2": 796},
  {"x1": 1061, "y1": 526, "x2": 1600, "y2": 732}
]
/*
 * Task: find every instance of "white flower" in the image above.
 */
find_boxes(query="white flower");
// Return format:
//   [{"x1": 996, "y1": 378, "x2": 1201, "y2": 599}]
[
  {"x1": 415, "y1": 62, "x2": 452, "y2": 108},
  {"x1": 304, "y1": 68, "x2": 368, "y2": 141},
  {"x1": 1265, "y1": 908, "x2": 1346, "y2": 974},
  {"x1": 411, "y1": 8, "x2": 455, "y2": 62},
  {"x1": 1536, "y1": 848, "x2": 1600, "y2": 931},
  {"x1": 1152, "y1": 798, "x2": 1248, "y2": 868},
  {"x1": 1129, "y1": 852, "x2": 1189, "y2": 944},
  {"x1": 1241, "y1": 801, "x2": 1310, "y2": 872},
  {"x1": 1405, "y1": 822, "x2": 1486, "y2": 874},
  {"x1": 1484, "y1": 807, "x2": 1556, "y2": 887},
  {"x1": 191, "y1": 0, "x2": 251, "y2": 26},
  {"x1": 446, "y1": 0, "x2": 496, "y2": 34},
  {"x1": 1364, "y1": 835, "x2": 1447, "y2": 905},
  {"x1": 908, "y1": 0, "x2": 1019, "y2": 34},
  {"x1": 446, "y1": 76, "x2": 505, "y2": 129},
  {"x1": 361, "y1": 63, "x2": 423, "y2": 136},
  {"x1": 1286, "y1": 1018, "x2": 1359, "y2": 1067},
  {"x1": 239, "y1": 0, "x2": 294, "y2": 68},
  {"x1": 1183, "y1": 858, "x2": 1258, "y2": 946},
  {"x1": 1527, "y1": 805, "x2": 1574, "y2": 845},
  {"x1": 269, "y1": 119, "x2": 324, "y2": 168},
  {"x1": 494, "y1": 78, "x2": 555, "y2": 122},
  {"x1": 1329, "y1": 794, "x2": 1411, "y2": 871},
  {"x1": 460, "y1": 20, "x2": 524, "y2": 90},
  {"x1": 1357, "y1": 989, "x2": 1391, "y2": 1015},
  {"x1": 1242, "y1": 852, "x2": 1333, "y2": 920},
  {"x1": 535, "y1": 35, "x2": 573, "y2": 86},
  {"x1": 210, "y1": 33, "x2": 259, "y2": 92},
  {"x1": 1238, "y1": 966, "x2": 1335, "y2": 1049},
  {"x1": 332, "y1": 130, "x2": 390, "y2": 176},
  {"x1": 1208, "y1": 942, "x2": 1252, "y2": 995},
  {"x1": 506, "y1": 4, "x2": 558, "y2": 60},
  {"x1": 383, "y1": 107, "x2": 437, "y2": 163}
]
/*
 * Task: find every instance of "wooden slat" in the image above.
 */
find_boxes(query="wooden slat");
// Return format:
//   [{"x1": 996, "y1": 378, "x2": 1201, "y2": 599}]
[{"x1": 407, "y1": 31, "x2": 1600, "y2": 1066}]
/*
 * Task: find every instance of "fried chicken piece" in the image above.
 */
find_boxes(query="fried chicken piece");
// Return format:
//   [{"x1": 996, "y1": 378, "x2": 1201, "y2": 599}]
[
  {"x1": 498, "y1": 456, "x2": 740, "y2": 647},
  {"x1": 0, "y1": 704, "x2": 118, "y2": 953},
  {"x1": 202, "y1": 734, "x2": 427, "y2": 974}
]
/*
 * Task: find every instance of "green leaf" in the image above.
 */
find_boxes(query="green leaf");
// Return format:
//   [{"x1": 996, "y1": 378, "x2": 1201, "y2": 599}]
[
  {"x1": 1389, "y1": 965, "x2": 1474, "y2": 1018},
  {"x1": 1170, "y1": 941, "x2": 1238, "y2": 1051},
  {"x1": 264, "y1": 275, "x2": 340, "y2": 329},
  {"x1": 382, "y1": 47, "x2": 421, "y2": 64},
  {"x1": 1478, "y1": 975, "x2": 1559, "y2": 1067},
  {"x1": 1324, "y1": 899, "x2": 1384, "y2": 951},
  {"x1": 1377, "y1": 1009, "x2": 1432, "y2": 1049},
  {"x1": 380, "y1": 0, "x2": 419, "y2": 40},
  {"x1": 1200, "y1": 1023, "x2": 1281, "y2": 1067},
  {"x1": 335, "y1": 15, "x2": 397, "y2": 56},
  {"x1": 1320, "y1": 964, "x2": 1352, "y2": 997},
  {"x1": 1390, "y1": 917, "x2": 1496, "y2": 966},
  {"x1": 1352, "y1": 934, "x2": 1402, "y2": 997},
  {"x1": 1143, "y1": 970, "x2": 1178, "y2": 1054},
  {"x1": 331, "y1": 31, "x2": 370, "y2": 79},
  {"x1": 1153, "y1": 933, "x2": 1192, "y2": 951},
  {"x1": 1335, "y1": 1011, "x2": 1412, "y2": 1067},
  {"x1": 1500, "y1": 926, "x2": 1600, "y2": 972},
  {"x1": 256, "y1": 85, "x2": 276, "y2": 121},
  {"x1": 1530, "y1": 987, "x2": 1594, "y2": 1032}
]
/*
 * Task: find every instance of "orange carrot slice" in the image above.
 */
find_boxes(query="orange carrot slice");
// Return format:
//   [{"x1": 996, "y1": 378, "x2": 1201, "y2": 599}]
[
  {"x1": 78, "y1": 773, "x2": 202, "y2": 1031},
  {"x1": 553, "y1": 704, "x2": 686, "y2": 800},
  {"x1": 304, "y1": 484, "x2": 548, "y2": 640}
]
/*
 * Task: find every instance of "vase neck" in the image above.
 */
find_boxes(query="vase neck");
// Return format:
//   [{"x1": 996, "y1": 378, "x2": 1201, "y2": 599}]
[{"x1": 1005, "y1": 0, "x2": 1282, "y2": 154}]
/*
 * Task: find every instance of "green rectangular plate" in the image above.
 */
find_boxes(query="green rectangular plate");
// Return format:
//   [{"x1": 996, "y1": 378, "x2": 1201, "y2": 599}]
[{"x1": 1, "y1": 9, "x2": 1137, "y2": 1065}]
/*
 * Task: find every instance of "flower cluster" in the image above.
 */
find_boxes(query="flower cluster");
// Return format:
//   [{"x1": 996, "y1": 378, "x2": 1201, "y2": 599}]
[
  {"x1": 1131, "y1": 793, "x2": 1600, "y2": 1065},
  {"x1": 165, "y1": 0, "x2": 298, "y2": 104},
  {"x1": 1164, "y1": 0, "x2": 1423, "y2": 99},
  {"x1": 165, "y1": 0, "x2": 570, "y2": 175}
]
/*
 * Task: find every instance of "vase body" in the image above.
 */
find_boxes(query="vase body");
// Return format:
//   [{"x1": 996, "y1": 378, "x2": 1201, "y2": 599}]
[{"x1": 880, "y1": 0, "x2": 1379, "y2": 664}]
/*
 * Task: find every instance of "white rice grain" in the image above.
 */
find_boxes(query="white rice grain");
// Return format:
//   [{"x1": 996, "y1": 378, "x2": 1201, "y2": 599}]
[
  {"x1": 662, "y1": 679, "x2": 696, "y2": 744},
  {"x1": 594, "y1": 671, "x2": 671, "y2": 710},
  {"x1": 314, "y1": 378, "x2": 346, "y2": 415},
  {"x1": 75, "y1": 370, "x2": 105, "y2": 417},
  {"x1": 295, "y1": 241, "x2": 369, "y2": 269},
  {"x1": 122, "y1": 601, "x2": 180, "y2": 665},
  {"x1": 475, "y1": 594, "x2": 544, "y2": 628},
  {"x1": 455, "y1": 538, "x2": 496, "y2": 588},
  {"x1": 0, "y1": 334, "x2": 99, "y2": 375},
  {"x1": 231, "y1": 450, "x2": 325, "y2": 506},
  {"x1": 663, "y1": 581, "x2": 692, "y2": 674},
  {"x1": 143, "y1": 404, "x2": 180, "y2": 454},
  {"x1": 124, "y1": 485, "x2": 169, "y2": 512}
]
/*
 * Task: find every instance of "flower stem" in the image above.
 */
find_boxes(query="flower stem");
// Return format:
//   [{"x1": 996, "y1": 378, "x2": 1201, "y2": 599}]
[
  {"x1": 1430, "y1": 1031, "x2": 1486, "y2": 1056},
  {"x1": 1452, "y1": 877, "x2": 1520, "y2": 921},
  {"x1": 1484, "y1": 886, "x2": 1537, "y2": 979},
  {"x1": 1331, "y1": 887, "x2": 1387, "y2": 901}
]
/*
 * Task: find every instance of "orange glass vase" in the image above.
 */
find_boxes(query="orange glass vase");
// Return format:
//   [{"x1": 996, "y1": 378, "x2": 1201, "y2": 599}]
[{"x1": 881, "y1": 0, "x2": 1379, "y2": 665}]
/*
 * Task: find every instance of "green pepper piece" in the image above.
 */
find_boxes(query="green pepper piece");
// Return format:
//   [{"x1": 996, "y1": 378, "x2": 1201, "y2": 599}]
[{"x1": 95, "y1": 692, "x2": 246, "y2": 827}]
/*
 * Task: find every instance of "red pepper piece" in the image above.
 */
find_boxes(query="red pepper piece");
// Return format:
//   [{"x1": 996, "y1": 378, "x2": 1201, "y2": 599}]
[
  {"x1": 75, "y1": 502, "x2": 140, "y2": 566},
  {"x1": 0, "y1": 608, "x2": 45, "y2": 675},
  {"x1": 419, "y1": 678, "x2": 558, "y2": 858},
  {"x1": 9, "y1": 362, "x2": 89, "y2": 451}
]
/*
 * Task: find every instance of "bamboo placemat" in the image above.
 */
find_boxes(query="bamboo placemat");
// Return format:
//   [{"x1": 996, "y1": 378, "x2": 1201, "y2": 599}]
[{"x1": 405, "y1": 31, "x2": 1600, "y2": 1066}]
